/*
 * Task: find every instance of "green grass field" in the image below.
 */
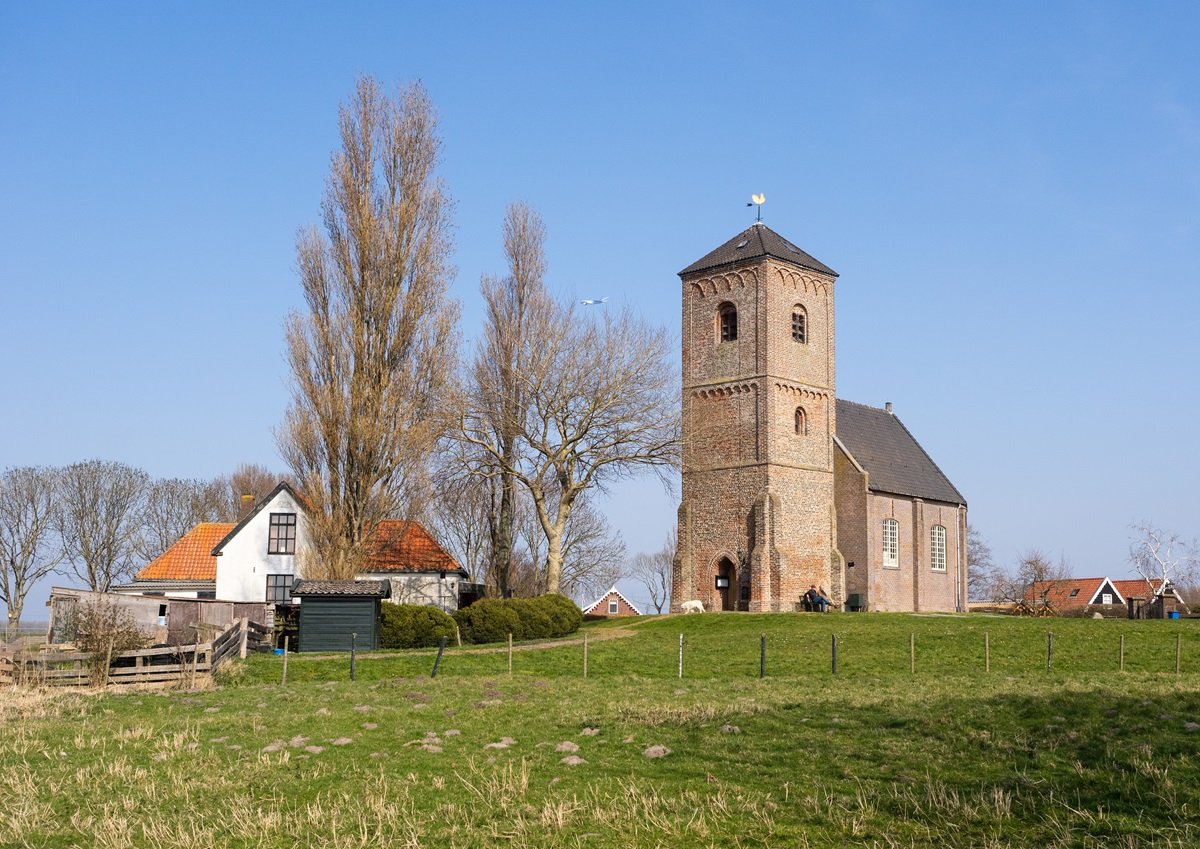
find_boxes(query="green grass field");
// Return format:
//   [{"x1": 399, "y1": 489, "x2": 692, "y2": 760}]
[{"x1": 3, "y1": 613, "x2": 1199, "y2": 848}]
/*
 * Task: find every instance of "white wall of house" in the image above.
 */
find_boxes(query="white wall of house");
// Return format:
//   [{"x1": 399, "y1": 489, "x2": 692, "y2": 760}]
[
  {"x1": 214, "y1": 489, "x2": 308, "y2": 603},
  {"x1": 361, "y1": 572, "x2": 460, "y2": 612}
]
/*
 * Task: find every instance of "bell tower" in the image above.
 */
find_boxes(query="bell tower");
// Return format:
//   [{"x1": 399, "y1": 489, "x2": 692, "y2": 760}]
[{"x1": 672, "y1": 221, "x2": 844, "y2": 612}]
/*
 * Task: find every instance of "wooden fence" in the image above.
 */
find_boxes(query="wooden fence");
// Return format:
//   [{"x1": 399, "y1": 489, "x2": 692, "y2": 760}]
[{"x1": 0, "y1": 618, "x2": 269, "y2": 688}]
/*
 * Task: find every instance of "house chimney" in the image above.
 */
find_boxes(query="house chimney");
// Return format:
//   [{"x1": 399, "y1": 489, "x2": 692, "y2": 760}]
[
  {"x1": 239, "y1": 494, "x2": 255, "y2": 519},
  {"x1": 885, "y1": 402, "x2": 893, "y2": 414}
]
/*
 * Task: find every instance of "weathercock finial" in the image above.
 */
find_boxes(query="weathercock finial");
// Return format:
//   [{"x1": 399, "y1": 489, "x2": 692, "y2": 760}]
[{"x1": 747, "y1": 193, "x2": 765, "y2": 222}]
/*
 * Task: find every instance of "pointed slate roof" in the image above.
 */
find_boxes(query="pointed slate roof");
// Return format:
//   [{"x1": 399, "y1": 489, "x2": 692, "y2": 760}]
[
  {"x1": 835, "y1": 400, "x2": 966, "y2": 506},
  {"x1": 679, "y1": 222, "x2": 838, "y2": 278}
]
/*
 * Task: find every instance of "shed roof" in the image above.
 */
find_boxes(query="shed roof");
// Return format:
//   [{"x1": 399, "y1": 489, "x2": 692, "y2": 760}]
[
  {"x1": 834, "y1": 400, "x2": 966, "y2": 506},
  {"x1": 679, "y1": 222, "x2": 837, "y2": 278},
  {"x1": 292, "y1": 580, "x2": 391, "y2": 598}
]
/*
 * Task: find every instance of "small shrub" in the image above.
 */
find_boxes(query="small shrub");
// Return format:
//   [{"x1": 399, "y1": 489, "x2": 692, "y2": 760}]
[
  {"x1": 453, "y1": 594, "x2": 583, "y2": 644},
  {"x1": 379, "y1": 603, "x2": 457, "y2": 649},
  {"x1": 66, "y1": 600, "x2": 149, "y2": 685},
  {"x1": 536, "y1": 593, "x2": 583, "y2": 637},
  {"x1": 454, "y1": 598, "x2": 522, "y2": 645}
]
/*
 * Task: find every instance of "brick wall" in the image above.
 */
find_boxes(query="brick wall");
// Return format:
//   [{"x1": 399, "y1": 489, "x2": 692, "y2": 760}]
[{"x1": 673, "y1": 251, "x2": 842, "y2": 613}]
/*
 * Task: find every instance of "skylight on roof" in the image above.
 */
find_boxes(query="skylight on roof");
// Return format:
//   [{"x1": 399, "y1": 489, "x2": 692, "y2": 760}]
[
  {"x1": 784, "y1": 242, "x2": 802, "y2": 254},
  {"x1": 736, "y1": 239, "x2": 748, "y2": 249}
]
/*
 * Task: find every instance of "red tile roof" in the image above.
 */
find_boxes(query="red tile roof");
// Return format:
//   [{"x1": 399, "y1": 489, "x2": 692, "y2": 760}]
[
  {"x1": 136, "y1": 523, "x2": 234, "y2": 581},
  {"x1": 1025, "y1": 576, "x2": 1165, "y2": 607},
  {"x1": 361, "y1": 520, "x2": 464, "y2": 575}
]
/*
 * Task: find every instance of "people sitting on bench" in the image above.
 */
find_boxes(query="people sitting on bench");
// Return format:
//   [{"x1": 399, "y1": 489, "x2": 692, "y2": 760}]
[{"x1": 803, "y1": 585, "x2": 830, "y2": 612}]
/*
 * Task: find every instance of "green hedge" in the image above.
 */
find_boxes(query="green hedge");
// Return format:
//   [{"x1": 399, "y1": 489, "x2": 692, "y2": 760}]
[
  {"x1": 454, "y1": 594, "x2": 583, "y2": 645},
  {"x1": 379, "y1": 603, "x2": 458, "y2": 649}
]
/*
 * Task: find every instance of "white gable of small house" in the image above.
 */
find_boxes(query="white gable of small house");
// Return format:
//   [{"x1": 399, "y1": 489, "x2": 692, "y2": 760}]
[
  {"x1": 1087, "y1": 579, "x2": 1123, "y2": 606},
  {"x1": 583, "y1": 587, "x2": 641, "y2": 616},
  {"x1": 213, "y1": 486, "x2": 308, "y2": 603}
]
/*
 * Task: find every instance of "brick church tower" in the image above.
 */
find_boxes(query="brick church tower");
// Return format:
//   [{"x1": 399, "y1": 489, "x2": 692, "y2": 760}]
[{"x1": 672, "y1": 222, "x2": 845, "y2": 612}]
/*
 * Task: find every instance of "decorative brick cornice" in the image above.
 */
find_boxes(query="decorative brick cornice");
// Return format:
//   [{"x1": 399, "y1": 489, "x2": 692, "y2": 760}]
[
  {"x1": 687, "y1": 267, "x2": 759, "y2": 298},
  {"x1": 691, "y1": 382, "x2": 758, "y2": 400},
  {"x1": 773, "y1": 382, "x2": 830, "y2": 402}
]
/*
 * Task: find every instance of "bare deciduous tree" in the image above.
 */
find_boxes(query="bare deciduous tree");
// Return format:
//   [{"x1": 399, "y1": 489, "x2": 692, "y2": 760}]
[
  {"x1": 222, "y1": 463, "x2": 286, "y2": 516},
  {"x1": 278, "y1": 76, "x2": 458, "y2": 579},
  {"x1": 470, "y1": 202, "x2": 553, "y2": 597},
  {"x1": 0, "y1": 466, "x2": 63, "y2": 629},
  {"x1": 1129, "y1": 521, "x2": 1198, "y2": 603},
  {"x1": 54, "y1": 460, "x2": 149, "y2": 592},
  {"x1": 463, "y1": 300, "x2": 679, "y2": 594},
  {"x1": 966, "y1": 525, "x2": 999, "y2": 602},
  {"x1": 994, "y1": 549, "x2": 1072, "y2": 615},
  {"x1": 631, "y1": 529, "x2": 675, "y2": 614},
  {"x1": 515, "y1": 494, "x2": 625, "y2": 602},
  {"x1": 428, "y1": 463, "x2": 493, "y2": 585},
  {"x1": 139, "y1": 477, "x2": 230, "y2": 562}
]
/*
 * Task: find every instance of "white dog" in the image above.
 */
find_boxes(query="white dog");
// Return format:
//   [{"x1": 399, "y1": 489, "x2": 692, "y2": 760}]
[{"x1": 680, "y1": 599, "x2": 705, "y2": 614}]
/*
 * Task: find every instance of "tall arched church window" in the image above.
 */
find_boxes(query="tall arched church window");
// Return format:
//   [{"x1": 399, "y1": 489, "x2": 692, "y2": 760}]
[
  {"x1": 791, "y1": 305, "x2": 807, "y2": 343},
  {"x1": 882, "y1": 518, "x2": 899, "y2": 568},
  {"x1": 794, "y1": 406, "x2": 807, "y2": 436},
  {"x1": 931, "y1": 525, "x2": 947, "y2": 572},
  {"x1": 718, "y1": 302, "x2": 738, "y2": 342}
]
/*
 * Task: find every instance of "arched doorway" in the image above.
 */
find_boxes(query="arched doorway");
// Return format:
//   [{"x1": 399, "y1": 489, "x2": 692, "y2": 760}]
[{"x1": 716, "y1": 557, "x2": 736, "y2": 611}]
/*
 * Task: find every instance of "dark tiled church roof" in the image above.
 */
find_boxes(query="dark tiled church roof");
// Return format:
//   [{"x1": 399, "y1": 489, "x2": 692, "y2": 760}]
[
  {"x1": 679, "y1": 222, "x2": 838, "y2": 278},
  {"x1": 835, "y1": 400, "x2": 966, "y2": 506}
]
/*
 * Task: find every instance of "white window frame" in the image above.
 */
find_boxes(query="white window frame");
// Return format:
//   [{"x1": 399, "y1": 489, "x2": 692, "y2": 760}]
[
  {"x1": 608, "y1": 599, "x2": 618, "y2": 614},
  {"x1": 930, "y1": 525, "x2": 947, "y2": 572},
  {"x1": 882, "y1": 519, "x2": 899, "y2": 568}
]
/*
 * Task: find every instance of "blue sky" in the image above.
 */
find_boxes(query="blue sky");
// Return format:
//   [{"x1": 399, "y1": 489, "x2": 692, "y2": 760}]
[{"x1": 3, "y1": 2, "x2": 1198, "y2": 615}]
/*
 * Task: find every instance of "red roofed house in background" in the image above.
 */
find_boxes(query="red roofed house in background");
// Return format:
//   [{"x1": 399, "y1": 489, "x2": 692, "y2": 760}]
[
  {"x1": 114, "y1": 482, "x2": 471, "y2": 613},
  {"x1": 1024, "y1": 576, "x2": 1187, "y2": 618},
  {"x1": 582, "y1": 587, "x2": 641, "y2": 618}
]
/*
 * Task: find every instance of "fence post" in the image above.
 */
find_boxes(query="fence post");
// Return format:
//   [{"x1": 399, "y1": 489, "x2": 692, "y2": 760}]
[
  {"x1": 1047, "y1": 632, "x2": 1053, "y2": 672},
  {"x1": 507, "y1": 633, "x2": 513, "y2": 675},
  {"x1": 350, "y1": 632, "x2": 357, "y2": 681},
  {"x1": 238, "y1": 618, "x2": 249, "y2": 660},
  {"x1": 431, "y1": 636, "x2": 447, "y2": 678},
  {"x1": 282, "y1": 635, "x2": 289, "y2": 686},
  {"x1": 985, "y1": 631, "x2": 990, "y2": 673},
  {"x1": 910, "y1": 633, "x2": 915, "y2": 674},
  {"x1": 583, "y1": 631, "x2": 589, "y2": 678},
  {"x1": 832, "y1": 634, "x2": 838, "y2": 675},
  {"x1": 678, "y1": 633, "x2": 684, "y2": 679},
  {"x1": 759, "y1": 633, "x2": 766, "y2": 679},
  {"x1": 1119, "y1": 634, "x2": 1125, "y2": 672}
]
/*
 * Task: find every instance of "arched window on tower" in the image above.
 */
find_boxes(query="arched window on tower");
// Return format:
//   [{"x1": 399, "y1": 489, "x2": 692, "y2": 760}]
[
  {"x1": 718, "y1": 302, "x2": 738, "y2": 342},
  {"x1": 794, "y1": 406, "x2": 807, "y2": 436},
  {"x1": 791, "y1": 305, "x2": 807, "y2": 343}
]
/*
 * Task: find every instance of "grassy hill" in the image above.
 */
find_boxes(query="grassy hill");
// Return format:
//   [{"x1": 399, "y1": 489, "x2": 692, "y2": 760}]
[{"x1": 2, "y1": 612, "x2": 1199, "y2": 847}]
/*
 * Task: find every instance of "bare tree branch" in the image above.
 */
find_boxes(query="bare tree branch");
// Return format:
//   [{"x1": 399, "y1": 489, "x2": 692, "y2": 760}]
[
  {"x1": 1129, "y1": 521, "x2": 1198, "y2": 599},
  {"x1": 631, "y1": 529, "x2": 674, "y2": 614}
]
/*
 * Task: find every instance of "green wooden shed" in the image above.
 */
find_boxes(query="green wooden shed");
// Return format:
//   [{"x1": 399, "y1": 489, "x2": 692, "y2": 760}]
[{"x1": 292, "y1": 580, "x2": 390, "y2": 652}]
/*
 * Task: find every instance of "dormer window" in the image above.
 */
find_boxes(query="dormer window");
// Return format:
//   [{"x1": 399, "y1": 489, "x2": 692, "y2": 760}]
[
  {"x1": 718, "y1": 303, "x2": 738, "y2": 342},
  {"x1": 268, "y1": 513, "x2": 297, "y2": 555},
  {"x1": 792, "y1": 306, "x2": 807, "y2": 343}
]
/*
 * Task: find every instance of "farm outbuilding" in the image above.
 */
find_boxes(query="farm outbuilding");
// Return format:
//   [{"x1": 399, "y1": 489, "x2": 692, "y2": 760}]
[{"x1": 292, "y1": 580, "x2": 389, "y2": 652}]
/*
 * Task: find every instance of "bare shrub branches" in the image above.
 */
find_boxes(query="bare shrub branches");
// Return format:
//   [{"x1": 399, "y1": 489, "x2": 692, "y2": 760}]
[{"x1": 279, "y1": 76, "x2": 458, "y2": 579}]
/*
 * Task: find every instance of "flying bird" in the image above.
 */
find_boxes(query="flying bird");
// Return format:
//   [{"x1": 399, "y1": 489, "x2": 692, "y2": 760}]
[{"x1": 580, "y1": 297, "x2": 609, "y2": 305}]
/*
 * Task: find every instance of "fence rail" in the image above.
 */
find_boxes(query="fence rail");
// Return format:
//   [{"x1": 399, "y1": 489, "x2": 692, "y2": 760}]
[{"x1": 0, "y1": 618, "x2": 269, "y2": 689}]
